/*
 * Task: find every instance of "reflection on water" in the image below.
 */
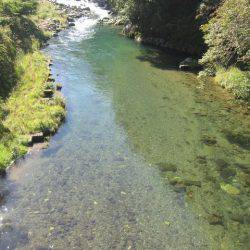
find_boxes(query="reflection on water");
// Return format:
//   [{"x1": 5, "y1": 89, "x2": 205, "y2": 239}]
[{"x1": 0, "y1": 2, "x2": 249, "y2": 250}]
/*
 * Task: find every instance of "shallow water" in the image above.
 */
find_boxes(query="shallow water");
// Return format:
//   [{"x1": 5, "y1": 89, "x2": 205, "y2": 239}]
[{"x1": 0, "y1": 1, "x2": 249, "y2": 249}]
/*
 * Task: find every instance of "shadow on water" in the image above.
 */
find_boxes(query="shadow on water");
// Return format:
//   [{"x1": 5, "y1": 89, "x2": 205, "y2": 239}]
[{"x1": 136, "y1": 47, "x2": 182, "y2": 71}]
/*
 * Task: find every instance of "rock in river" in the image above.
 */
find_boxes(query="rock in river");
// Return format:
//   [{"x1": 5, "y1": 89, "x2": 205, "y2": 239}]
[{"x1": 179, "y1": 58, "x2": 200, "y2": 70}]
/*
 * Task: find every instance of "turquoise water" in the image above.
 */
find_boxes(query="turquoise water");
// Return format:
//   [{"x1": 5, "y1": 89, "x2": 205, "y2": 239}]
[{"x1": 0, "y1": 22, "x2": 249, "y2": 249}]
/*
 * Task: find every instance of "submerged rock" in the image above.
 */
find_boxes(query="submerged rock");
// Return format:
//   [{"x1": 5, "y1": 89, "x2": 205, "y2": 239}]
[
  {"x1": 219, "y1": 167, "x2": 236, "y2": 180},
  {"x1": 157, "y1": 162, "x2": 177, "y2": 172},
  {"x1": 197, "y1": 155, "x2": 207, "y2": 164},
  {"x1": 67, "y1": 17, "x2": 75, "y2": 22},
  {"x1": 230, "y1": 213, "x2": 250, "y2": 224},
  {"x1": 215, "y1": 159, "x2": 229, "y2": 170},
  {"x1": 234, "y1": 163, "x2": 250, "y2": 174},
  {"x1": 0, "y1": 169, "x2": 7, "y2": 177},
  {"x1": 170, "y1": 177, "x2": 201, "y2": 187},
  {"x1": 223, "y1": 130, "x2": 250, "y2": 150},
  {"x1": 207, "y1": 213, "x2": 224, "y2": 226},
  {"x1": 201, "y1": 136, "x2": 217, "y2": 146}
]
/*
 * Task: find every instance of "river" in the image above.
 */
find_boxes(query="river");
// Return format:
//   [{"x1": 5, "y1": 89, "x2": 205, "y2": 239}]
[{"x1": 0, "y1": 0, "x2": 249, "y2": 249}]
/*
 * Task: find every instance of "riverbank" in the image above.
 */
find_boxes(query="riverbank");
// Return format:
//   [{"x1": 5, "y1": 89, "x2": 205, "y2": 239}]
[
  {"x1": 102, "y1": 0, "x2": 250, "y2": 101},
  {"x1": 0, "y1": 0, "x2": 91, "y2": 173}
]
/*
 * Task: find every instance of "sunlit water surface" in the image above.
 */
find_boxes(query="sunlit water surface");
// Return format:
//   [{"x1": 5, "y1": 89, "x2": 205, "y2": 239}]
[{"x1": 0, "y1": 0, "x2": 249, "y2": 249}]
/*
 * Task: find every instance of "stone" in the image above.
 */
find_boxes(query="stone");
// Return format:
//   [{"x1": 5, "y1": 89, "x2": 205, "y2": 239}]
[
  {"x1": 56, "y1": 83, "x2": 62, "y2": 91},
  {"x1": 197, "y1": 155, "x2": 207, "y2": 164},
  {"x1": 224, "y1": 130, "x2": 250, "y2": 150},
  {"x1": 179, "y1": 58, "x2": 200, "y2": 70},
  {"x1": 1, "y1": 223, "x2": 14, "y2": 233},
  {"x1": 183, "y1": 180, "x2": 201, "y2": 187},
  {"x1": 215, "y1": 159, "x2": 229, "y2": 169},
  {"x1": 207, "y1": 213, "x2": 223, "y2": 226},
  {"x1": 220, "y1": 183, "x2": 240, "y2": 195},
  {"x1": 135, "y1": 35, "x2": 143, "y2": 43},
  {"x1": 31, "y1": 132, "x2": 44, "y2": 144},
  {"x1": 0, "y1": 169, "x2": 7, "y2": 177},
  {"x1": 43, "y1": 89, "x2": 54, "y2": 98},
  {"x1": 47, "y1": 76, "x2": 55, "y2": 82},
  {"x1": 82, "y1": 7, "x2": 90, "y2": 11},
  {"x1": 201, "y1": 136, "x2": 217, "y2": 146},
  {"x1": 219, "y1": 167, "x2": 236, "y2": 180},
  {"x1": 67, "y1": 17, "x2": 74, "y2": 22},
  {"x1": 234, "y1": 163, "x2": 250, "y2": 174},
  {"x1": 157, "y1": 162, "x2": 177, "y2": 172},
  {"x1": 170, "y1": 177, "x2": 201, "y2": 187},
  {"x1": 230, "y1": 213, "x2": 250, "y2": 224}
]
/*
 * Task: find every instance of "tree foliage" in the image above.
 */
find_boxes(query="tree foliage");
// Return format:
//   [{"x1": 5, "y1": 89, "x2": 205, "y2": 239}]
[
  {"x1": 200, "y1": 0, "x2": 250, "y2": 71},
  {"x1": 108, "y1": 0, "x2": 204, "y2": 55}
]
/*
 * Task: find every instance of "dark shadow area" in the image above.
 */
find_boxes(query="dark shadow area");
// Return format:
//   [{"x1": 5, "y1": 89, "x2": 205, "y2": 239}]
[
  {"x1": 136, "y1": 45, "x2": 187, "y2": 71},
  {"x1": 223, "y1": 129, "x2": 250, "y2": 150},
  {"x1": 10, "y1": 16, "x2": 47, "y2": 52}
]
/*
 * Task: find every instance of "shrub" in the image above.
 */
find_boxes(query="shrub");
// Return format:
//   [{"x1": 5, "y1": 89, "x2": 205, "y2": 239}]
[
  {"x1": 0, "y1": 0, "x2": 37, "y2": 17},
  {"x1": 215, "y1": 67, "x2": 250, "y2": 100},
  {"x1": 200, "y1": 0, "x2": 250, "y2": 71}
]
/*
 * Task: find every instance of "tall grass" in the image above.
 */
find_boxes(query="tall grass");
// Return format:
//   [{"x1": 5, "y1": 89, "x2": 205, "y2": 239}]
[{"x1": 0, "y1": 51, "x2": 65, "y2": 170}]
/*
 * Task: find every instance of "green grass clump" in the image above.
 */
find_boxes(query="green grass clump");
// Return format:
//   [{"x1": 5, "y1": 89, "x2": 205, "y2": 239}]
[
  {"x1": 0, "y1": 50, "x2": 65, "y2": 170},
  {"x1": 215, "y1": 67, "x2": 250, "y2": 100},
  {"x1": 0, "y1": 0, "x2": 67, "y2": 170}
]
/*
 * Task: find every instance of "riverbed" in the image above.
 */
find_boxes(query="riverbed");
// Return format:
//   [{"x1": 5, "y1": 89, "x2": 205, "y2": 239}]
[{"x1": 0, "y1": 0, "x2": 249, "y2": 249}]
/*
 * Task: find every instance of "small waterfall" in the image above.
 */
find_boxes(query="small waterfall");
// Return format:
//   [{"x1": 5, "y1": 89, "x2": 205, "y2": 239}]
[{"x1": 54, "y1": 0, "x2": 109, "y2": 41}]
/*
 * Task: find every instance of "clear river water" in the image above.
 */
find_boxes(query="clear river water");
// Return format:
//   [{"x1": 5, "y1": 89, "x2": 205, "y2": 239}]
[{"x1": 0, "y1": 1, "x2": 249, "y2": 249}]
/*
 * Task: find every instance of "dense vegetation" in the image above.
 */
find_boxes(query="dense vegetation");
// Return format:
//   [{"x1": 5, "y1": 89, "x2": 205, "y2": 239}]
[
  {"x1": 107, "y1": 0, "x2": 250, "y2": 100},
  {"x1": 0, "y1": 0, "x2": 66, "y2": 170}
]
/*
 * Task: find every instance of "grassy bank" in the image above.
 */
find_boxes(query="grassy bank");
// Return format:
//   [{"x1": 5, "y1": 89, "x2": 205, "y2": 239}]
[{"x1": 0, "y1": 0, "x2": 67, "y2": 172}]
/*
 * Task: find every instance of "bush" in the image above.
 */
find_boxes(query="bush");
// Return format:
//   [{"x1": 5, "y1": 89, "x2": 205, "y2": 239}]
[
  {"x1": 215, "y1": 67, "x2": 250, "y2": 100},
  {"x1": 108, "y1": 0, "x2": 204, "y2": 55},
  {"x1": 0, "y1": 0, "x2": 37, "y2": 17},
  {"x1": 200, "y1": 0, "x2": 250, "y2": 71}
]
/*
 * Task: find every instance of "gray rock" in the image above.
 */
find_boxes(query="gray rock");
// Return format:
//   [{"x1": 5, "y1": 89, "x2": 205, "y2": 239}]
[
  {"x1": 157, "y1": 162, "x2": 177, "y2": 172},
  {"x1": 179, "y1": 57, "x2": 200, "y2": 70},
  {"x1": 31, "y1": 132, "x2": 44, "y2": 143},
  {"x1": 0, "y1": 169, "x2": 6, "y2": 177},
  {"x1": 43, "y1": 89, "x2": 54, "y2": 98}
]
